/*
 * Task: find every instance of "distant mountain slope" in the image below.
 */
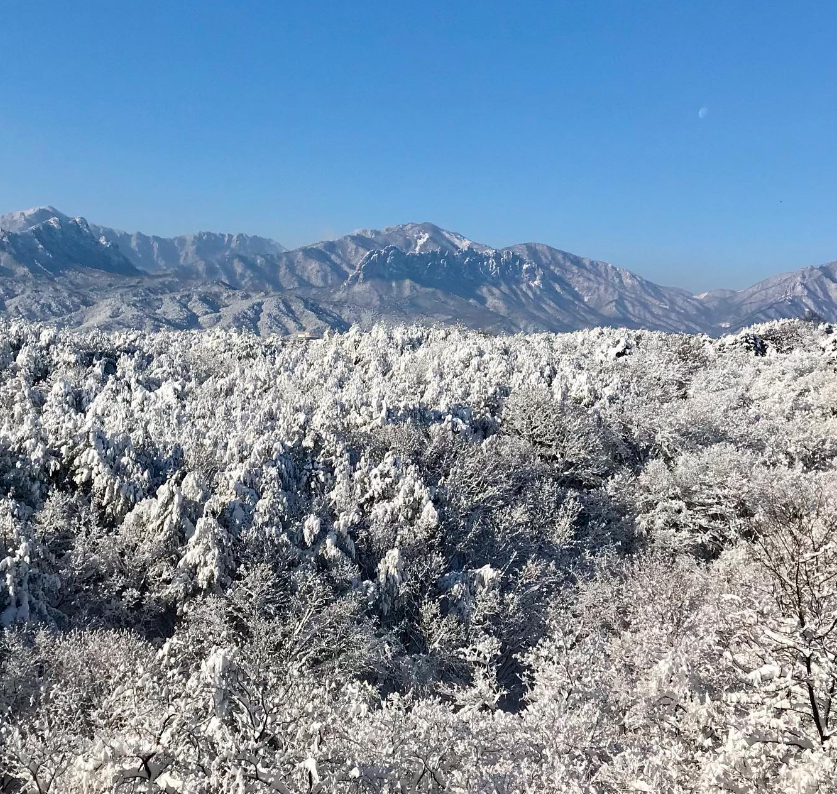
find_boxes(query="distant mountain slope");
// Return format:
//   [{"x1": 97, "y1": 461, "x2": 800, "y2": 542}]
[
  {"x1": 1, "y1": 206, "x2": 835, "y2": 336},
  {"x1": 0, "y1": 273, "x2": 350, "y2": 337},
  {"x1": 91, "y1": 225, "x2": 288, "y2": 276},
  {"x1": 235, "y1": 222, "x2": 493, "y2": 292},
  {"x1": 0, "y1": 207, "x2": 289, "y2": 281},
  {"x1": 0, "y1": 215, "x2": 141, "y2": 278},
  {"x1": 699, "y1": 261, "x2": 837, "y2": 329},
  {"x1": 0, "y1": 205, "x2": 71, "y2": 232},
  {"x1": 356, "y1": 221, "x2": 490, "y2": 254},
  {"x1": 336, "y1": 245, "x2": 603, "y2": 332},
  {"x1": 503, "y1": 243, "x2": 710, "y2": 333}
]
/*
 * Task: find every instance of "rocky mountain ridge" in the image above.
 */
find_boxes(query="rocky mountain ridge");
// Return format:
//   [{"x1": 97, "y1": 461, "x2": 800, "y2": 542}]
[{"x1": 0, "y1": 207, "x2": 834, "y2": 336}]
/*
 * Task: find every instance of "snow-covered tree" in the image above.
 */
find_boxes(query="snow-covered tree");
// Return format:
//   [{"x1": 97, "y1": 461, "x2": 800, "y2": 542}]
[{"x1": 1, "y1": 317, "x2": 836, "y2": 791}]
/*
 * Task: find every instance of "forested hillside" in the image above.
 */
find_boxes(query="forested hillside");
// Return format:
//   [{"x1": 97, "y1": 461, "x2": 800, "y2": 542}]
[{"x1": 2, "y1": 319, "x2": 837, "y2": 792}]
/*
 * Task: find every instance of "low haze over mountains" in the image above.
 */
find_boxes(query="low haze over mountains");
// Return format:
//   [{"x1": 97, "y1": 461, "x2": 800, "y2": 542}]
[{"x1": 1, "y1": 206, "x2": 834, "y2": 336}]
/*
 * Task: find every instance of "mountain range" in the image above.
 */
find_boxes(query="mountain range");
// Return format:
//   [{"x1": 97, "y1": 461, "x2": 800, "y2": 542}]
[{"x1": 1, "y1": 205, "x2": 835, "y2": 336}]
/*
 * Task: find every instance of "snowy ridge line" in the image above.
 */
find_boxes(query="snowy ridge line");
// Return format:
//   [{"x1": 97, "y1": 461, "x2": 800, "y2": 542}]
[{"x1": 2, "y1": 207, "x2": 836, "y2": 336}]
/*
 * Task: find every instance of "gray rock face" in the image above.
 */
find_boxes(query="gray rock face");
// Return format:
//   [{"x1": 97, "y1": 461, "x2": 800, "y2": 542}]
[{"x1": 1, "y1": 207, "x2": 835, "y2": 336}]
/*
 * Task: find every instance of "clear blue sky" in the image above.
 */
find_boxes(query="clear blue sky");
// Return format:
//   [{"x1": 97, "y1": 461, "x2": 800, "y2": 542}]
[{"x1": 1, "y1": 1, "x2": 835, "y2": 291}]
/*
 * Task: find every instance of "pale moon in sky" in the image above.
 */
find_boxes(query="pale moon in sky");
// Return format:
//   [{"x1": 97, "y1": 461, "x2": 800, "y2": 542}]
[{"x1": 698, "y1": 107, "x2": 709, "y2": 119}]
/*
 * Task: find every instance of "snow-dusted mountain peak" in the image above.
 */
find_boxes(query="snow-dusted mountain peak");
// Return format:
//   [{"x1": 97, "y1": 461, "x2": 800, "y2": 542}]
[
  {"x1": 348, "y1": 245, "x2": 541, "y2": 287},
  {"x1": 0, "y1": 205, "x2": 70, "y2": 233},
  {"x1": 86, "y1": 223, "x2": 288, "y2": 276},
  {"x1": 2, "y1": 205, "x2": 836, "y2": 335},
  {"x1": 0, "y1": 212, "x2": 141, "y2": 278},
  {"x1": 352, "y1": 222, "x2": 490, "y2": 255}
]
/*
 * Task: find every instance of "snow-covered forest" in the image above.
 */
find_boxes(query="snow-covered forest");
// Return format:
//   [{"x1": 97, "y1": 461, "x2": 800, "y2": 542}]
[{"x1": 2, "y1": 318, "x2": 837, "y2": 793}]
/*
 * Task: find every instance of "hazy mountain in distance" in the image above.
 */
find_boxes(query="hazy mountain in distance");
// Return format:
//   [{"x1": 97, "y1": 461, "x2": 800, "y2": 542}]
[
  {"x1": 0, "y1": 215, "x2": 141, "y2": 279},
  {"x1": 337, "y1": 245, "x2": 604, "y2": 333},
  {"x1": 0, "y1": 205, "x2": 72, "y2": 233},
  {"x1": 237, "y1": 222, "x2": 495, "y2": 292},
  {"x1": 0, "y1": 207, "x2": 290, "y2": 281},
  {"x1": 0, "y1": 270, "x2": 351, "y2": 337},
  {"x1": 1, "y1": 206, "x2": 835, "y2": 336},
  {"x1": 503, "y1": 243, "x2": 710, "y2": 334},
  {"x1": 698, "y1": 261, "x2": 837, "y2": 328},
  {"x1": 91, "y1": 226, "x2": 288, "y2": 277}
]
